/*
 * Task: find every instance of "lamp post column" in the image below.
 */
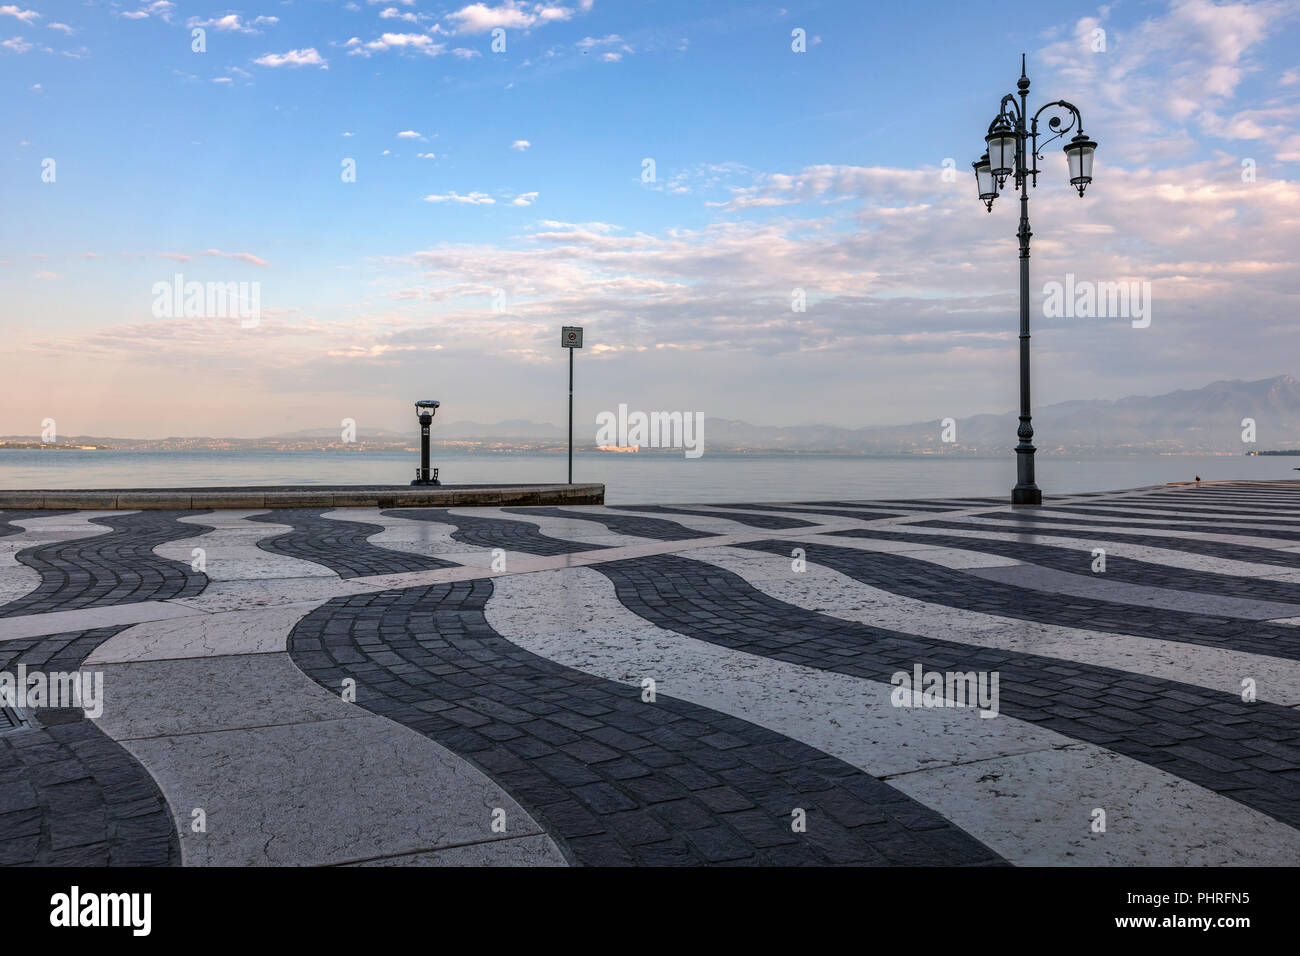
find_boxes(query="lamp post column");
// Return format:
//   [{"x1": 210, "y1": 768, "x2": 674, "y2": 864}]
[
  {"x1": 1011, "y1": 66, "x2": 1041, "y2": 506},
  {"x1": 1011, "y1": 165, "x2": 1041, "y2": 503}
]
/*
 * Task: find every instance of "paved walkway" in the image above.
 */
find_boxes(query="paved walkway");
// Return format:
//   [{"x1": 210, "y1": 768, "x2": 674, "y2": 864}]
[{"x1": 1, "y1": 482, "x2": 1298, "y2": 865}]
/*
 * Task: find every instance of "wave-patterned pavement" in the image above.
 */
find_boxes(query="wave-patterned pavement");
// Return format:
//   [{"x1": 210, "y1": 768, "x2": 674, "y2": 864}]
[{"x1": 3, "y1": 481, "x2": 1299, "y2": 866}]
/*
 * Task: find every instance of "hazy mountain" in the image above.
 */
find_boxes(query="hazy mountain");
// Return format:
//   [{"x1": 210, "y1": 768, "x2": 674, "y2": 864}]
[
  {"x1": 433, "y1": 419, "x2": 565, "y2": 440},
  {"x1": 693, "y1": 375, "x2": 1300, "y2": 453},
  {"x1": 5, "y1": 376, "x2": 1296, "y2": 455},
  {"x1": 272, "y1": 419, "x2": 564, "y2": 440}
]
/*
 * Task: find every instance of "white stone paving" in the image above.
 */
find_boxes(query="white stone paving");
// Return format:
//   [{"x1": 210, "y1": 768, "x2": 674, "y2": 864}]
[
  {"x1": 866, "y1": 518, "x2": 1300, "y2": 582},
  {"x1": 685, "y1": 545, "x2": 1300, "y2": 705},
  {"x1": 86, "y1": 602, "x2": 567, "y2": 867},
  {"x1": 10, "y1": 482, "x2": 1300, "y2": 867},
  {"x1": 153, "y1": 511, "x2": 339, "y2": 580},
  {"x1": 485, "y1": 567, "x2": 1300, "y2": 866}
]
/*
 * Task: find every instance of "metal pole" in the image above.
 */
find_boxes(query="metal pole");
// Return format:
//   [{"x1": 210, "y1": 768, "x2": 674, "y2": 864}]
[
  {"x1": 568, "y1": 346, "x2": 573, "y2": 485},
  {"x1": 1011, "y1": 58, "x2": 1041, "y2": 506},
  {"x1": 421, "y1": 414, "x2": 431, "y2": 482}
]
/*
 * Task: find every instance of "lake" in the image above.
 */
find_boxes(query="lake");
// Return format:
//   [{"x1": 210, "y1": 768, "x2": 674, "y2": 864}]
[{"x1": 0, "y1": 449, "x2": 1293, "y2": 504}]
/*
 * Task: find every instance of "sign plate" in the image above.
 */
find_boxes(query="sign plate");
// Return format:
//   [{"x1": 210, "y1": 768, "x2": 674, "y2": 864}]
[{"x1": 561, "y1": 326, "x2": 583, "y2": 348}]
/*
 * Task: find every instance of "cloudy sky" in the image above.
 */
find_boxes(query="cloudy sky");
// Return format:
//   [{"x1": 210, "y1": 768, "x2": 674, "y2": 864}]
[{"x1": 2, "y1": 0, "x2": 1297, "y2": 438}]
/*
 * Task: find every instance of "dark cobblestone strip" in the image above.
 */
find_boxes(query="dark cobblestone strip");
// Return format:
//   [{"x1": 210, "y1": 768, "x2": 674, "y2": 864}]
[
  {"x1": 0, "y1": 627, "x2": 181, "y2": 866},
  {"x1": 613, "y1": 505, "x2": 817, "y2": 530},
  {"x1": 991, "y1": 506, "x2": 1300, "y2": 538},
  {"x1": 793, "y1": 500, "x2": 955, "y2": 511},
  {"x1": 1128, "y1": 499, "x2": 1300, "y2": 514},
  {"x1": 979, "y1": 504, "x2": 1300, "y2": 528},
  {"x1": 594, "y1": 551, "x2": 1300, "y2": 831},
  {"x1": 707, "y1": 503, "x2": 911, "y2": 521},
  {"x1": 1059, "y1": 500, "x2": 1300, "y2": 520},
  {"x1": 1141, "y1": 491, "x2": 1300, "y2": 501},
  {"x1": 816, "y1": 531, "x2": 1300, "y2": 659},
  {"x1": 854, "y1": 498, "x2": 1005, "y2": 508},
  {"x1": 247, "y1": 509, "x2": 460, "y2": 578},
  {"x1": 0, "y1": 511, "x2": 213, "y2": 618},
  {"x1": 501, "y1": 507, "x2": 717, "y2": 542},
  {"x1": 387, "y1": 508, "x2": 608, "y2": 556},
  {"x1": 285, "y1": 581, "x2": 1006, "y2": 867},
  {"x1": 929, "y1": 513, "x2": 1300, "y2": 569},
  {"x1": 870, "y1": 521, "x2": 1300, "y2": 604}
]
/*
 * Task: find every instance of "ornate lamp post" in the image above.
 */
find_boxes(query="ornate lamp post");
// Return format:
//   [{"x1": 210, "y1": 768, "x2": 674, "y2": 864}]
[{"x1": 974, "y1": 55, "x2": 1097, "y2": 505}]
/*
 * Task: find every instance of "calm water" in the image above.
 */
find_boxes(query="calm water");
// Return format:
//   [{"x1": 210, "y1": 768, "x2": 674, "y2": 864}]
[{"x1": 0, "y1": 450, "x2": 1293, "y2": 504}]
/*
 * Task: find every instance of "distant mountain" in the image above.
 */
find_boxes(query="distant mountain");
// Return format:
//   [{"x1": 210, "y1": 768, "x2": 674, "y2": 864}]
[
  {"x1": 4, "y1": 377, "x2": 1295, "y2": 455},
  {"x1": 272, "y1": 419, "x2": 563, "y2": 440},
  {"x1": 929, "y1": 374, "x2": 1300, "y2": 454},
  {"x1": 433, "y1": 419, "x2": 565, "y2": 440},
  {"x1": 694, "y1": 375, "x2": 1300, "y2": 454}
]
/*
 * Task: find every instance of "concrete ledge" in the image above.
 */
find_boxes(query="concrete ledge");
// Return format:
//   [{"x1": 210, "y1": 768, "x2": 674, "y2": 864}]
[{"x1": 0, "y1": 483, "x2": 605, "y2": 510}]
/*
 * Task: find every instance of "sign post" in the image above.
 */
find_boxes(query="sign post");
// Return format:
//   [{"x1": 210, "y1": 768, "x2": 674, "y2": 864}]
[{"x1": 561, "y1": 326, "x2": 583, "y2": 484}]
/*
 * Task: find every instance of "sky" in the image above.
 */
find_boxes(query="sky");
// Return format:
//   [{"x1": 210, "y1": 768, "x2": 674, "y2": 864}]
[{"x1": 2, "y1": 0, "x2": 1298, "y2": 438}]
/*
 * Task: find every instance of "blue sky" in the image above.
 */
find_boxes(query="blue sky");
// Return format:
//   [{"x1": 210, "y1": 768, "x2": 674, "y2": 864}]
[{"x1": 2, "y1": 0, "x2": 1299, "y2": 437}]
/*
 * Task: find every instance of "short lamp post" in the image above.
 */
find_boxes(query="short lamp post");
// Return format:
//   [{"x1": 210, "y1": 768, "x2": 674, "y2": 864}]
[
  {"x1": 410, "y1": 400, "x2": 441, "y2": 486},
  {"x1": 974, "y1": 55, "x2": 1097, "y2": 505}
]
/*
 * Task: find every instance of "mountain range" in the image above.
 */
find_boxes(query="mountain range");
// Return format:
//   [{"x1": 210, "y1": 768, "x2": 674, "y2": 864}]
[{"x1": 3, "y1": 376, "x2": 1296, "y2": 455}]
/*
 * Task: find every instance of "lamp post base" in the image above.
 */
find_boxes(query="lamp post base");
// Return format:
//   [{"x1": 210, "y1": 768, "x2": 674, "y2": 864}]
[
  {"x1": 411, "y1": 467, "x2": 440, "y2": 487},
  {"x1": 1011, "y1": 484, "x2": 1042, "y2": 506}
]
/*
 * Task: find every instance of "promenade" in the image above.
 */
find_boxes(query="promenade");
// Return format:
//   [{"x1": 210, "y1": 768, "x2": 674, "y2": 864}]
[{"x1": 1, "y1": 481, "x2": 1298, "y2": 866}]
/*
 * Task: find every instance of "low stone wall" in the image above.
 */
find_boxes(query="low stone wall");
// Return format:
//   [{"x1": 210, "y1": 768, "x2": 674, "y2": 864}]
[{"x1": 0, "y1": 483, "x2": 605, "y2": 510}]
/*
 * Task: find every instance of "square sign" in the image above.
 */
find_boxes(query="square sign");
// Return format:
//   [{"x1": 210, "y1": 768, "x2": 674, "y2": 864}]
[{"x1": 561, "y1": 326, "x2": 583, "y2": 348}]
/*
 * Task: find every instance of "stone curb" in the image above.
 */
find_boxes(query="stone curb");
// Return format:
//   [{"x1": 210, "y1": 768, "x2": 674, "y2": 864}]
[{"x1": 0, "y1": 484, "x2": 605, "y2": 510}]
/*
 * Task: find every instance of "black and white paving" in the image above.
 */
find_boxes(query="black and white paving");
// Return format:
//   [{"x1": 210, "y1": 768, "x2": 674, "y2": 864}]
[{"x1": 1, "y1": 482, "x2": 1297, "y2": 866}]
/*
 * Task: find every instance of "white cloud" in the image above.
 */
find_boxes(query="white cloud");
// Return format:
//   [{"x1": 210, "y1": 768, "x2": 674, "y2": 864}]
[
  {"x1": 0, "y1": 6, "x2": 39, "y2": 24},
  {"x1": 1037, "y1": 0, "x2": 1289, "y2": 163},
  {"x1": 423, "y1": 190, "x2": 496, "y2": 204},
  {"x1": 203, "y1": 249, "x2": 270, "y2": 267},
  {"x1": 119, "y1": 1, "x2": 175, "y2": 22},
  {"x1": 188, "y1": 14, "x2": 278, "y2": 34},
  {"x1": 509, "y1": 192, "x2": 539, "y2": 206},
  {"x1": 1, "y1": 35, "x2": 33, "y2": 53},
  {"x1": 451, "y1": 47, "x2": 480, "y2": 58},
  {"x1": 347, "y1": 32, "x2": 443, "y2": 56},
  {"x1": 397, "y1": 129, "x2": 424, "y2": 139},
  {"x1": 417, "y1": 152, "x2": 437, "y2": 159},
  {"x1": 254, "y1": 47, "x2": 327, "y2": 68},
  {"x1": 511, "y1": 139, "x2": 530, "y2": 151},
  {"x1": 379, "y1": 7, "x2": 425, "y2": 23},
  {"x1": 447, "y1": 1, "x2": 576, "y2": 34},
  {"x1": 48, "y1": 22, "x2": 72, "y2": 33}
]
